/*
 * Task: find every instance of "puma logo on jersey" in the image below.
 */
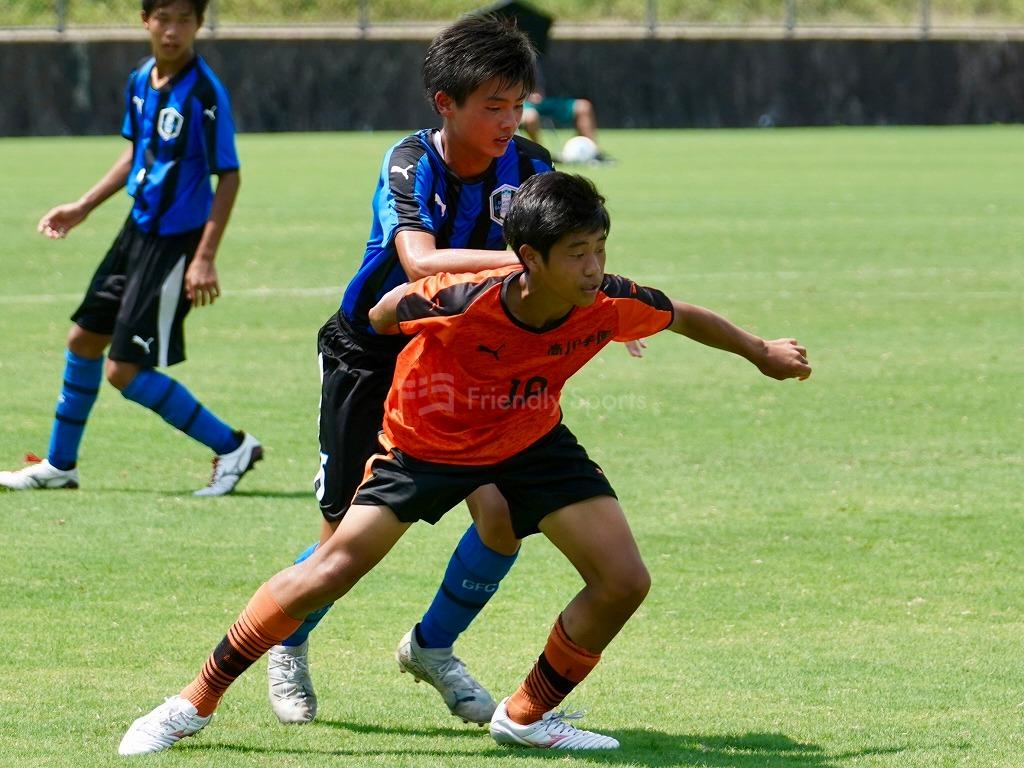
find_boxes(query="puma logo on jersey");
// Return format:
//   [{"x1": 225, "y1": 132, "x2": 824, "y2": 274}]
[
  {"x1": 203, "y1": 105, "x2": 217, "y2": 121},
  {"x1": 390, "y1": 163, "x2": 414, "y2": 180},
  {"x1": 477, "y1": 343, "x2": 505, "y2": 360},
  {"x1": 434, "y1": 193, "x2": 447, "y2": 218},
  {"x1": 131, "y1": 335, "x2": 154, "y2": 354},
  {"x1": 132, "y1": 95, "x2": 144, "y2": 114}
]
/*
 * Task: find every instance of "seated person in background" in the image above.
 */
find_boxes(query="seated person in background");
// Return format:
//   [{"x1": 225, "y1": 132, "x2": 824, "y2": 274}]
[{"x1": 521, "y1": 91, "x2": 608, "y2": 164}]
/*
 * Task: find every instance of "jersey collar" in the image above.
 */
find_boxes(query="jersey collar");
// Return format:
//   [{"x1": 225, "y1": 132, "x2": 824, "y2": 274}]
[
  {"x1": 149, "y1": 54, "x2": 199, "y2": 91},
  {"x1": 499, "y1": 271, "x2": 577, "y2": 334}
]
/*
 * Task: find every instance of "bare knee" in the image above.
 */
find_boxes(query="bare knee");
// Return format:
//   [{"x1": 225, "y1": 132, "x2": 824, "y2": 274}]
[
  {"x1": 66, "y1": 325, "x2": 109, "y2": 359},
  {"x1": 573, "y1": 99, "x2": 595, "y2": 120},
  {"x1": 105, "y1": 359, "x2": 140, "y2": 391},
  {"x1": 572, "y1": 99, "x2": 598, "y2": 141},
  {"x1": 467, "y1": 487, "x2": 520, "y2": 556},
  {"x1": 305, "y1": 546, "x2": 371, "y2": 603},
  {"x1": 594, "y1": 561, "x2": 651, "y2": 613},
  {"x1": 270, "y1": 548, "x2": 366, "y2": 617},
  {"x1": 319, "y1": 518, "x2": 340, "y2": 546},
  {"x1": 474, "y1": 514, "x2": 520, "y2": 556},
  {"x1": 520, "y1": 111, "x2": 541, "y2": 142}
]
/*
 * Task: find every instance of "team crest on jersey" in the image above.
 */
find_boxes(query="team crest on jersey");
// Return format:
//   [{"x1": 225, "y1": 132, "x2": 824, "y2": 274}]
[
  {"x1": 157, "y1": 107, "x2": 184, "y2": 141},
  {"x1": 488, "y1": 183, "x2": 518, "y2": 226}
]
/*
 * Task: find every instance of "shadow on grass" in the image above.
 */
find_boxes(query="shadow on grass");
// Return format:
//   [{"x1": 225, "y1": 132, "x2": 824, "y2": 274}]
[
  {"x1": 185, "y1": 725, "x2": 917, "y2": 766},
  {"x1": 222, "y1": 489, "x2": 314, "y2": 499},
  {"x1": 319, "y1": 718, "x2": 487, "y2": 738},
  {"x1": 93, "y1": 487, "x2": 313, "y2": 499}
]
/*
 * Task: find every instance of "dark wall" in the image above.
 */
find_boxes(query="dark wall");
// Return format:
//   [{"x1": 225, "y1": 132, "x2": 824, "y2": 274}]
[
  {"x1": 4, "y1": 37, "x2": 1022, "y2": 136},
  {"x1": 545, "y1": 38, "x2": 1024, "y2": 128}
]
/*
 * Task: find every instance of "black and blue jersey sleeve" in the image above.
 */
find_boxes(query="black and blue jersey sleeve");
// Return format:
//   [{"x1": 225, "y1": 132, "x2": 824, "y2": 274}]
[
  {"x1": 120, "y1": 75, "x2": 135, "y2": 141},
  {"x1": 376, "y1": 135, "x2": 435, "y2": 244},
  {"x1": 121, "y1": 57, "x2": 155, "y2": 142},
  {"x1": 121, "y1": 69, "x2": 139, "y2": 141},
  {"x1": 193, "y1": 61, "x2": 239, "y2": 174}
]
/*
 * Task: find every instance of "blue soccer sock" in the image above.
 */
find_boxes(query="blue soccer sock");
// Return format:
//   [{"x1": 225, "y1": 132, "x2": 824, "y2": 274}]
[
  {"x1": 417, "y1": 523, "x2": 519, "y2": 649},
  {"x1": 121, "y1": 369, "x2": 240, "y2": 455},
  {"x1": 279, "y1": 542, "x2": 334, "y2": 647},
  {"x1": 47, "y1": 350, "x2": 104, "y2": 470}
]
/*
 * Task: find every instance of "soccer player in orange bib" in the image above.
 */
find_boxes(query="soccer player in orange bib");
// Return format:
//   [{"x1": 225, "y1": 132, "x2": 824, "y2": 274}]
[{"x1": 119, "y1": 172, "x2": 811, "y2": 754}]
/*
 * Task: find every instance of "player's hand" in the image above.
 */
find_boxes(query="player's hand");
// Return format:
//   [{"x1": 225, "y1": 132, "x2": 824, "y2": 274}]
[
  {"x1": 623, "y1": 339, "x2": 647, "y2": 358},
  {"x1": 755, "y1": 338, "x2": 811, "y2": 381},
  {"x1": 38, "y1": 202, "x2": 88, "y2": 239},
  {"x1": 185, "y1": 257, "x2": 220, "y2": 307}
]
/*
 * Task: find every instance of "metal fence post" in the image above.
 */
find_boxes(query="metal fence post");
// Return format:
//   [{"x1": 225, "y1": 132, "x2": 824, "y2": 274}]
[
  {"x1": 920, "y1": 0, "x2": 931, "y2": 37},
  {"x1": 359, "y1": 0, "x2": 369, "y2": 35},
  {"x1": 784, "y1": 0, "x2": 797, "y2": 35},
  {"x1": 208, "y1": 0, "x2": 218, "y2": 32},
  {"x1": 55, "y1": 0, "x2": 67, "y2": 32},
  {"x1": 646, "y1": 0, "x2": 657, "y2": 36}
]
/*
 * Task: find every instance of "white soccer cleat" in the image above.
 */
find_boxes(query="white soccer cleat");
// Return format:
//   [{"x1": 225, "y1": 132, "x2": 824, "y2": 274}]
[
  {"x1": 0, "y1": 458, "x2": 79, "y2": 490},
  {"x1": 267, "y1": 641, "x2": 318, "y2": 724},
  {"x1": 194, "y1": 432, "x2": 263, "y2": 497},
  {"x1": 118, "y1": 695, "x2": 211, "y2": 756},
  {"x1": 489, "y1": 697, "x2": 619, "y2": 750},
  {"x1": 396, "y1": 627, "x2": 497, "y2": 725}
]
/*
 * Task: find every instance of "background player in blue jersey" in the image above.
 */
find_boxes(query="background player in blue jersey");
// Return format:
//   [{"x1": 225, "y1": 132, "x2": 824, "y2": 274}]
[
  {"x1": 0, "y1": 0, "x2": 261, "y2": 497},
  {"x1": 265, "y1": 14, "x2": 554, "y2": 727}
]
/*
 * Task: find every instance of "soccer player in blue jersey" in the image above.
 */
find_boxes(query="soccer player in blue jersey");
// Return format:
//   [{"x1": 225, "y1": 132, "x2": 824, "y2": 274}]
[
  {"x1": 0, "y1": 0, "x2": 261, "y2": 497},
  {"x1": 265, "y1": 14, "x2": 555, "y2": 726}
]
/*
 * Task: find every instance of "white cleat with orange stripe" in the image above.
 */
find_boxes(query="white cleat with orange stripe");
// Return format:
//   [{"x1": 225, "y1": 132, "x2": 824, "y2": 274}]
[{"x1": 489, "y1": 697, "x2": 619, "y2": 750}]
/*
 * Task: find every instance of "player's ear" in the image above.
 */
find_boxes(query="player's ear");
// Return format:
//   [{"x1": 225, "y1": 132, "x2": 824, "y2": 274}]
[
  {"x1": 518, "y1": 244, "x2": 542, "y2": 272},
  {"x1": 435, "y1": 91, "x2": 455, "y2": 117}
]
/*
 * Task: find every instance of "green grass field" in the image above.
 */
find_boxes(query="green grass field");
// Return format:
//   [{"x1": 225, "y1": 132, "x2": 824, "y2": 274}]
[{"x1": 0, "y1": 127, "x2": 1021, "y2": 767}]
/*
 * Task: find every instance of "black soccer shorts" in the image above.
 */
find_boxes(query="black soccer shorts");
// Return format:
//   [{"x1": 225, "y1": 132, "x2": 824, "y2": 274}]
[
  {"x1": 314, "y1": 310, "x2": 409, "y2": 521},
  {"x1": 71, "y1": 217, "x2": 203, "y2": 367},
  {"x1": 352, "y1": 423, "x2": 617, "y2": 539}
]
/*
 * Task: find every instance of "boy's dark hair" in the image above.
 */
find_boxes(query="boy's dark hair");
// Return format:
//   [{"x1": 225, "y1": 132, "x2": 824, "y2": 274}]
[
  {"x1": 504, "y1": 172, "x2": 611, "y2": 264},
  {"x1": 142, "y1": 0, "x2": 208, "y2": 20},
  {"x1": 423, "y1": 14, "x2": 536, "y2": 112}
]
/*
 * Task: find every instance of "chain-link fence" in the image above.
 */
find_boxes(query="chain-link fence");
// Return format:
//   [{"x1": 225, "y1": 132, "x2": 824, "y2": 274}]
[{"x1": 3, "y1": 0, "x2": 1023, "y2": 34}]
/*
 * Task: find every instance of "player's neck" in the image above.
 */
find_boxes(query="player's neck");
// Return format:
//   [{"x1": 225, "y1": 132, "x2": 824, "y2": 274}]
[
  {"x1": 506, "y1": 272, "x2": 573, "y2": 330},
  {"x1": 151, "y1": 51, "x2": 195, "y2": 86},
  {"x1": 435, "y1": 129, "x2": 492, "y2": 179}
]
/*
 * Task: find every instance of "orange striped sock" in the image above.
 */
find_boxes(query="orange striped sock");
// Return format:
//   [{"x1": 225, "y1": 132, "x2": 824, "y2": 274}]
[
  {"x1": 180, "y1": 583, "x2": 303, "y2": 716},
  {"x1": 506, "y1": 615, "x2": 601, "y2": 724}
]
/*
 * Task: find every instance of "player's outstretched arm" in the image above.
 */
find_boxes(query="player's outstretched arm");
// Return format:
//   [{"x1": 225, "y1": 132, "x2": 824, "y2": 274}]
[
  {"x1": 667, "y1": 299, "x2": 811, "y2": 381},
  {"x1": 37, "y1": 145, "x2": 133, "y2": 239},
  {"x1": 396, "y1": 230, "x2": 518, "y2": 281},
  {"x1": 368, "y1": 283, "x2": 407, "y2": 335},
  {"x1": 185, "y1": 170, "x2": 240, "y2": 308}
]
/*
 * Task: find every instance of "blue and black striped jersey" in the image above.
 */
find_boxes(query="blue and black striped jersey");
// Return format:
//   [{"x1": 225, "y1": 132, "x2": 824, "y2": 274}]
[
  {"x1": 121, "y1": 56, "x2": 239, "y2": 236},
  {"x1": 341, "y1": 128, "x2": 552, "y2": 335}
]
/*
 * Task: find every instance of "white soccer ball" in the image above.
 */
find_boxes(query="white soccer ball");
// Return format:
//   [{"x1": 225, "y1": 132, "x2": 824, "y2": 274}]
[{"x1": 560, "y1": 135, "x2": 600, "y2": 165}]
